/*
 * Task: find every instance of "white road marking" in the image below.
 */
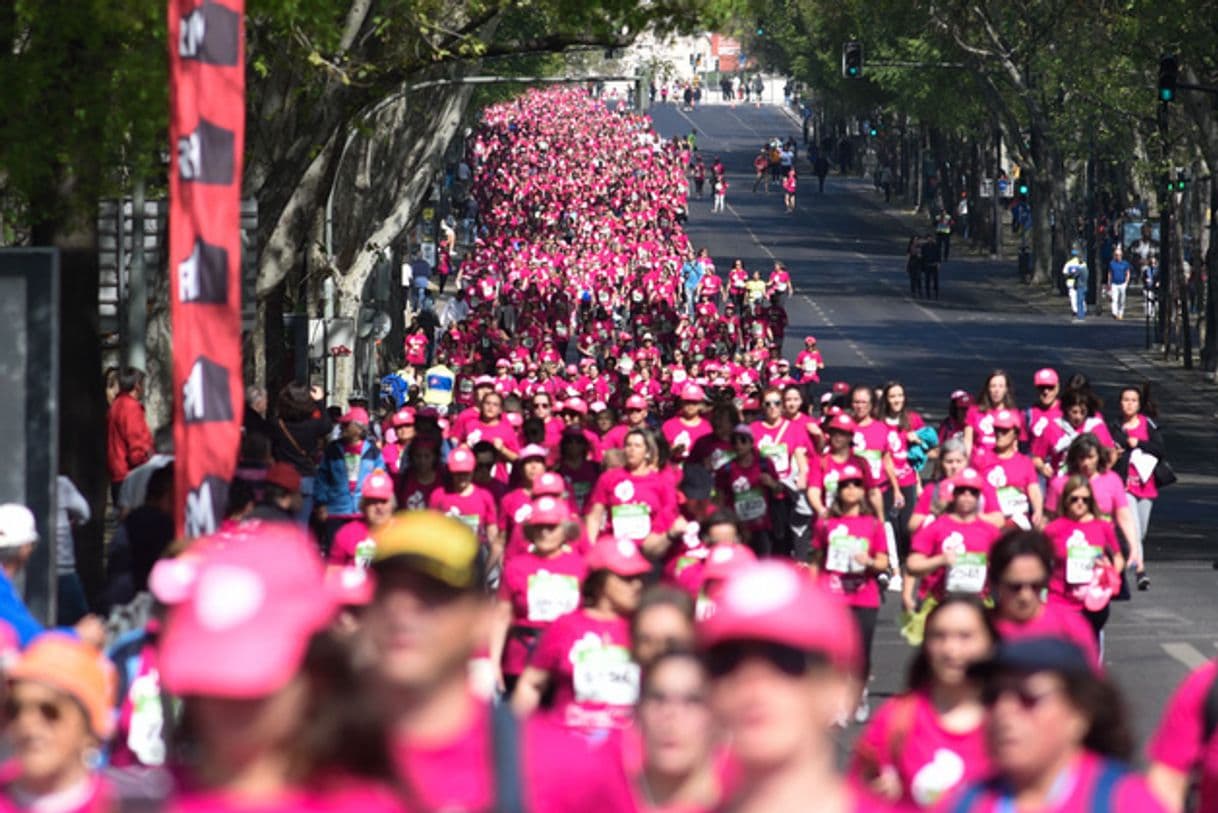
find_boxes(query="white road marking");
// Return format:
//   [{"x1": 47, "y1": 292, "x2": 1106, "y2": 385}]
[{"x1": 1161, "y1": 641, "x2": 1210, "y2": 669}]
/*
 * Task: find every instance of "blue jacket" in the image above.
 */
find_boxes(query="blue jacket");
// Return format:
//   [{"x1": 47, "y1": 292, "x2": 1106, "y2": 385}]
[
  {"x1": 0, "y1": 568, "x2": 45, "y2": 646},
  {"x1": 315, "y1": 439, "x2": 385, "y2": 515}
]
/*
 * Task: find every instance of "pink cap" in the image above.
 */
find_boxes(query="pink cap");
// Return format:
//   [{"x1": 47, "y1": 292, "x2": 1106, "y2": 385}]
[
  {"x1": 699, "y1": 560, "x2": 861, "y2": 674},
  {"x1": 831, "y1": 381, "x2": 851, "y2": 395},
  {"x1": 495, "y1": 358, "x2": 511, "y2": 368},
  {"x1": 950, "y1": 389, "x2": 972, "y2": 406},
  {"x1": 741, "y1": 396, "x2": 761, "y2": 411},
  {"x1": 587, "y1": 537, "x2": 652, "y2": 577},
  {"x1": 391, "y1": 407, "x2": 416, "y2": 427},
  {"x1": 589, "y1": 401, "x2": 608, "y2": 413},
  {"x1": 532, "y1": 471, "x2": 567, "y2": 497},
  {"x1": 950, "y1": 467, "x2": 985, "y2": 493},
  {"x1": 361, "y1": 469, "x2": 394, "y2": 501},
  {"x1": 827, "y1": 413, "x2": 858, "y2": 434},
  {"x1": 1033, "y1": 368, "x2": 1059, "y2": 387},
  {"x1": 324, "y1": 564, "x2": 375, "y2": 607},
  {"x1": 679, "y1": 383, "x2": 707, "y2": 402},
  {"x1": 563, "y1": 398, "x2": 589, "y2": 416},
  {"x1": 339, "y1": 406, "x2": 370, "y2": 426},
  {"x1": 447, "y1": 446, "x2": 476, "y2": 473},
  {"x1": 525, "y1": 495, "x2": 569, "y2": 526},
  {"x1": 625, "y1": 394, "x2": 649, "y2": 410},
  {"x1": 804, "y1": 336, "x2": 817, "y2": 345},
  {"x1": 519, "y1": 444, "x2": 549, "y2": 461},
  {"x1": 154, "y1": 523, "x2": 336, "y2": 698},
  {"x1": 992, "y1": 408, "x2": 1020, "y2": 430},
  {"x1": 837, "y1": 463, "x2": 866, "y2": 483},
  {"x1": 506, "y1": 412, "x2": 523, "y2": 428},
  {"x1": 702, "y1": 544, "x2": 757, "y2": 582},
  {"x1": 474, "y1": 375, "x2": 495, "y2": 387}
]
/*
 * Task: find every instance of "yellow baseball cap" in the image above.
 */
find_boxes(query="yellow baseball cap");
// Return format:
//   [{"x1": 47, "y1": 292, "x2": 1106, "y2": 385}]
[{"x1": 371, "y1": 510, "x2": 483, "y2": 590}]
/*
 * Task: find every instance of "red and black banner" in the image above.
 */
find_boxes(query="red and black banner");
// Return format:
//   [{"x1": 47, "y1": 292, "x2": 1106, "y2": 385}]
[{"x1": 168, "y1": 0, "x2": 245, "y2": 536}]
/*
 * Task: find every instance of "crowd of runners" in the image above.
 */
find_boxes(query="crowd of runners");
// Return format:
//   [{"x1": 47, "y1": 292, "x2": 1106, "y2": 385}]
[{"x1": 0, "y1": 87, "x2": 1211, "y2": 813}]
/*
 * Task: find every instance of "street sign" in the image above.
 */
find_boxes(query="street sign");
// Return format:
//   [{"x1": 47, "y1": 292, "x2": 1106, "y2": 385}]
[
  {"x1": 980, "y1": 179, "x2": 994, "y2": 198},
  {"x1": 997, "y1": 179, "x2": 1012, "y2": 198}
]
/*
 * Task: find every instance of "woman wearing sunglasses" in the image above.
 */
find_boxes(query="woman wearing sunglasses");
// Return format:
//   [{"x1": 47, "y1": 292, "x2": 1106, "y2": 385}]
[
  {"x1": 987, "y1": 529, "x2": 1099, "y2": 665},
  {"x1": 811, "y1": 463, "x2": 888, "y2": 723},
  {"x1": 627, "y1": 650, "x2": 723, "y2": 813},
  {"x1": 0, "y1": 635, "x2": 116, "y2": 812},
  {"x1": 698, "y1": 560, "x2": 890, "y2": 813},
  {"x1": 907, "y1": 469, "x2": 1001, "y2": 608},
  {"x1": 945, "y1": 636, "x2": 1165, "y2": 812},
  {"x1": 851, "y1": 596, "x2": 994, "y2": 808},
  {"x1": 1044, "y1": 475, "x2": 1124, "y2": 643}
]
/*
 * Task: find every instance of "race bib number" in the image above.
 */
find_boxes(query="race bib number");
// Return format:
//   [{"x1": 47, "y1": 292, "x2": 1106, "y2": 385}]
[
  {"x1": 611, "y1": 502, "x2": 652, "y2": 540},
  {"x1": 997, "y1": 486, "x2": 1029, "y2": 518},
  {"x1": 946, "y1": 552, "x2": 987, "y2": 593},
  {"x1": 826, "y1": 529, "x2": 868, "y2": 574},
  {"x1": 733, "y1": 488, "x2": 767, "y2": 522},
  {"x1": 759, "y1": 441, "x2": 790, "y2": 475},
  {"x1": 708, "y1": 447, "x2": 735, "y2": 471},
  {"x1": 456, "y1": 513, "x2": 481, "y2": 535},
  {"x1": 859, "y1": 448, "x2": 883, "y2": 481},
  {"x1": 526, "y1": 570, "x2": 580, "y2": 622},
  {"x1": 571, "y1": 635, "x2": 640, "y2": 706},
  {"x1": 354, "y1": 538, "x2": 377, "y2": 569},
  {"x1": 1066, "y1": 534, "x2": 1101, "y2": 585}
]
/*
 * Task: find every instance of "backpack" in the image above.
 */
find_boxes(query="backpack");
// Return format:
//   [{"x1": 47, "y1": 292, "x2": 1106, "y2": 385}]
[{"x1": 951, "y1": 759, "x2": 1125, "y2": 813}]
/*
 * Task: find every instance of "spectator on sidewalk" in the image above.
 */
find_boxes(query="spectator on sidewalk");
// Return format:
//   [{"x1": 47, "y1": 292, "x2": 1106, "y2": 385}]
[
  {"x1": 1108, "y1": 246, "x2": 1131, "y2": 320},
  {"x1": 1063, "y1": 247, "x2": 1089, "y2": 322},
  {"x1": 814, "y1": 153, "x2": 830, "y2": 193},
  {"x1": 101, "y1": 465, "x2": 175, "y2": 614},
  {"x1": 935, "y1": 211, "x2": 953, "y2": 261},
  {"x1": 920, "y1": 232, "x2": 941, "y2": 300},
  {"x1": 106, "y1": 367, "x2": 154, "y2": 507},
  {"x1": 55, "y1": 475, "x2": 91, "y2": 624}
]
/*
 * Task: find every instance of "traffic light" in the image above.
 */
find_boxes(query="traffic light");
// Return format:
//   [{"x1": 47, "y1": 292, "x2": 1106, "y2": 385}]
[
  {"x1": 756, "y1": 26, "x2": 764, "y2": 36},
  {"x1": 842, "y1": 41, "x2": 863, "y2": 79},
  {"x1": 1018, "y1": 181, "x2": 1029, "y2": 196},
  {"x1": 1158, "y1": 54, "x2": 1178, "y2": 102},
  {"x1": 868, "y1": 126, "x2": 878, "y2": 137},
  {"x1": 1174, "y1": 169, "x2": 1188, "y2": 191}
]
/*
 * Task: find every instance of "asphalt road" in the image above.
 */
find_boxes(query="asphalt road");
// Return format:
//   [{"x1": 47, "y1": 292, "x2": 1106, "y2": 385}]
[{"x1": 649, "y1": 100, "x2": 1218, "y2": 755}]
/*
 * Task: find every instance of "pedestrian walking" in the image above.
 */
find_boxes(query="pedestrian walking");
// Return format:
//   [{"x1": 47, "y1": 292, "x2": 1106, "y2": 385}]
[
  {"x1": 1063, "y1": 247, "x2": 1088, "y2": 321},
  {"x1": 1108, "y1": 246, "x2": 1131, "y2": 319},
  {"x1": 692, "y1": 155, "x2": 706, "y2": 199},
  {"x1": 906, "y1": 235, "x2": 924, "y2": 298},
  {"x1": 711, "y1": 176, "x2": 727, "y2": 213},
  {"x1": 782, "y1": 168, "x2": 797, "y2": 212},
  {"x1": 752, "y1": 148, "x2": 769, "y2": 192},
  {"x1": 920, "y1": 233, "x2": 941, "y2": 300},
  {"x1": 814, "y1": 153, "x2": 830, "y2": 193},
  {"x1": 935, "y1": 211, "x2": 953, "y2": 261}
]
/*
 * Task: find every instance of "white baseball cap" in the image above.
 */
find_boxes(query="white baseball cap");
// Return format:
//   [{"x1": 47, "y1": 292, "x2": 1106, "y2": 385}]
[{"x1": 0, "y1": 504, "x2": 38, "y2": 548}]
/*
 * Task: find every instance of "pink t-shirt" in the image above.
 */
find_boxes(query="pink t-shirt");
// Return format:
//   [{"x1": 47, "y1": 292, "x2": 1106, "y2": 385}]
[
  {"x1": 587, "y1": 468, "x2": 676, "y2": 543},
  {"x1": 662, "y1": 415, "x2": 712, "y2": 460},
  {"x1": 165, "y1": 781, "x2": 407, "y2": 813},
  {"x1": 1147, "y1": 660, "x2": 1218, "y2": 813},
  {"x1": 812, "y1": 515, "x2": 887, "y2": 608},
  {"x1": 814, "y1": 453, "x2": 880, "y2": 509},
  {"x1": 528, "y1": 609, "x2": 637, "y2": 730},
  {"x1": 965, "y1": 405, "x2": 1027, "y2": 453},
  {"x1": 1044, "y1": 471, "x2": 1128, "y2": 518},
  {"x1": 972, "y1": 451, "x2": 1038, "y2": 521},
  {"x1": 993, "y1": 603, "x2": 1100, "y2": 666},
  {"x1": 912, "y1": 480, "x2": 1001, "y2": 528},
  {"x1": 392, "y1": 701, "x2": 635, "y2": 813},
  {"x1": 850, "y1": 691, "x2": 989, "y2": 808},
  {"x1": 910, "y1": 516, "x2": 1000, "y2": 600},
  {"x1": 1025, "y1": 402, "x2": 1062, "y2": 443},
  {"x1": 428, "y1": 484, "x2": 500, "y2": 542},
  {"x1": 462, "y1": 418, "x2": 521, "y2": 482},
  {"x1": 1033, "y1": 416, "x2": 1115, "y2": 476},
  {"x1": 1120, "y1": 415, "x2": 1159, "y2": 499},
  {"x1": 329, "y1": 519, "x2": 376, "y2": 568},
  {"x1": 751, "y1": 418, "x2": 813, "y2": 483},
  {"x1": 1043, "y1": 517, "x2": 1120, "y2": 611},
  {"x1": 497, "y1": 548, "x2": 587, "y2": 676},
  {"x1": 885, "y1": 412, "x2": 925, "y2": 487},
  {"x1": 715, "y1": 456, "x2": 779, "y2": 531},
  {"x1": 395, "y1": 471, "x2": 440, "y2": 512},
  {"x1": 0, "y1": 766, "x2": 113, "y2": 813},
  {"x1": 932, "y1": 751, "x2": 1166, "y2": 813},
  {"x1": 853, "y1": 419, "x2": 896, "y2": 490}
]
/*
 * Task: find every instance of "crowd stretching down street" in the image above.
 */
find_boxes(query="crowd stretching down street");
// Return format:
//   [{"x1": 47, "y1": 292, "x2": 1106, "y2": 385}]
[{"x1": 1, "y1": 87, "x2": 1215, "y2": 813}]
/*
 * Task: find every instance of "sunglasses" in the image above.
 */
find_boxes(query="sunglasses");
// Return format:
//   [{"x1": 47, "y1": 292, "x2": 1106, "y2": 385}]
[
  {"x1": 3, "y1": 697, "x2": 67, "y2": 726},
  {"x1": 732, "y1": 436, "x2": 753, "y2": 445},
  {"x1": 533, "y1": 402, "x2": 551, "y2": 409},
  {"x1": 706, "y1": 641, "x2": 824, "y2": 679},
  {"x1": 955, "y1": 487, "x2": 980, "y2": 497},
  {"x1": 981, "y1": 681, "x2": 1061, "y2": 711},
  {"x1": 995, "y1": 426, "x2": 1017, "y2": 434},
  {"x1": 763, "y1": 399, "x2": 781, "y2": 407},
  {"x1": 1067, "y1": 494, "x2": 1091, "y2": 504},
  {"x1": 839, "y1": 479, "x2": 864, "y2": 489},
  {"x1": 999, "y1": 579, "x2": 1046, "y2": 594},
  {"x1": 641, "y1": 689, "x2": 707, "y2": 709}
]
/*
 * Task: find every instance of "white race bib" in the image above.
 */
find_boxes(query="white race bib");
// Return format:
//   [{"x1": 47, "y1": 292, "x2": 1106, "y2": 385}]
[
  {"x1": 946, "y1": 552, "x2": 987, "y2": 593},
  {"x1": 826, "y1": 530, "x2": 868, "y2": 574},
  {"x1": 611, "y1": 502, "x2": 651, "y2": 539},
  {"x1": 1066, "y1": 533, "x2": 1100, "y2": 585},
  {"x1": 526, "y1": 570, "x2": 581, "y2": 622},
  {"x1": 733, "y1": 488, "x2": 767, "y2": 522},
  {"x1": 571, "y1": 636, "x2": 639, "y2": 706}
]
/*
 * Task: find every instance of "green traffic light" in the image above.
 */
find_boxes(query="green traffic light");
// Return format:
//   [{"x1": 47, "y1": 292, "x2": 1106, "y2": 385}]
[
  {"x1": 1018, "y1": 184, "x2": 1029, "y2": 195},
  {"x1": 848, "y1": 67, "x2": 859, "y2": 76},
  {"x1": 868, "y1": 128, "x2": 877, "y2": 136},
  {"x1": 1159, "y1": 88, "x2": 1174, "y2": 102},
  {"x1": 756, "y1": 27, "x2": 764, "y2": 35}
]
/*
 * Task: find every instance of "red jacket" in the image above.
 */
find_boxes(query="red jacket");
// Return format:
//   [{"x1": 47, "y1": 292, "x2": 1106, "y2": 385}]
[{"x1": 107, "y1": 392, "x2": 153, "y2": 482}]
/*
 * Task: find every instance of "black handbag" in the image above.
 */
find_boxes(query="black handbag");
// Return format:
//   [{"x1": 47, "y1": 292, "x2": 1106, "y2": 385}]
[{"x1": 1153, "y1": 458, "x2": 1177, "y2": 488}]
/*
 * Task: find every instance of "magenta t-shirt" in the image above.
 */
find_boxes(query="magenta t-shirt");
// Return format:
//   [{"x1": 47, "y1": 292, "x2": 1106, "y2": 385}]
[
  {"x1": 911, "y1": 516, "x2": 999, "y2": 600},
  {"x1": 1044, "y1": 471, "x2": 1128, "y2": 518},
  {"x1": 428, "y1": 485, "x2": 500, "y2": 542},
  {"x1": 165, "y1": 782, "x2": 407, "y2": 813},
  {"x1": 587, "y1": 468, "x2": 675, "y2": 542},
  {"x1": 973, "y1": 451, "x2": 1038, "y2": 521},
  {"x1": 329, "y1": 519, "x2": 375, "y2": 568},
  {"x1": 392, "y1": 701, "x2": 635, "y2": 813},
  {"x1": 993, "y1": 603, "x2": 1100, "y2": 667},
  {"x1": 497, "y1": 548, "x2": 587, "y2": 676},
  {"x1": 662, "y1": 415, "x2": 712, "y2": 460},
  {"x1": 1148, "y1": 660, "x2": 1218, "y2": 813},
  {"x1": 814, "y1": 453, "x2": 881, "y2": 509},
  {"x1": 527, "y1": 609, "x2": 637, "y2": 730},
  {"x1": 933, "y1": 751, "x2": 1166, "y2": 813},
  {"x1": 853, "y1": 419, "x2": 895, "y2": 490},
  {"x1": 850, "y1": 690, "x2": 989, "y2": 808},
  {"x1": 1043, "y1": 517, "x2": 1120, "y2": 611},
  {"x1": 813, "y1": 515, "x2": 887, "y2": 608}
]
